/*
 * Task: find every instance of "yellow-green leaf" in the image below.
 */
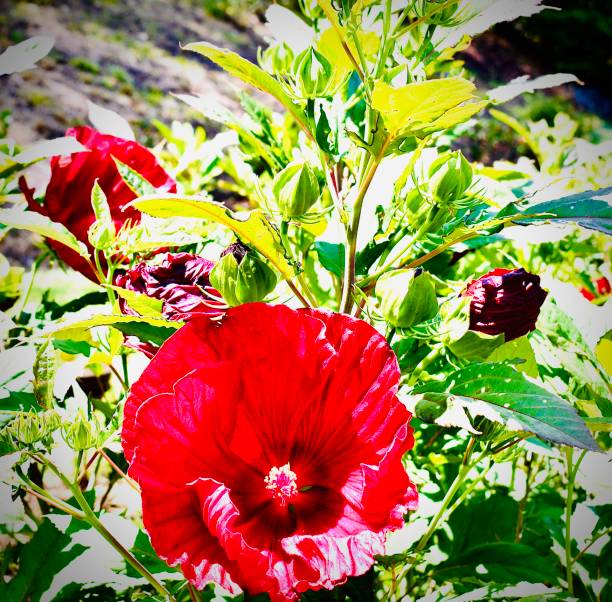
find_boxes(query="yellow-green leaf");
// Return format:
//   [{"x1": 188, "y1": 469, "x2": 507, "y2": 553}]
[
  {"x1": 111, "y1": 286, "x2": 163, "y2": 318},
  {"x1": 0, "y1": 208, "x2": 89, "y2": 258},
  {"x1": 183, "y1": 42, "x2": 307, "y2": 134},
  {"x1": 132, "y1": 194, "x2": 297, "y2": 282},
  {"x1": 49, "y1": 314, "x2": 181, "y2": 343},
  {"x1": 372, "y1": 78, "x2": 485, "y2": 138}
]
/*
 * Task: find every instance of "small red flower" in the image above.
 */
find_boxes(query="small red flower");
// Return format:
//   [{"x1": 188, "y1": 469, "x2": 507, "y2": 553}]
[
  {"x1": 464, "y1": 267, "x2": 547, "y2": 341},
  {"x1": 123, "y1": 303, "x2": 417, "y2": 600},
  {"x1": 115, "y1": 253, "x2": 225, "y2": 322},
  {"x1": 20, "y1": 126, "x2": 176, "y2": 280},
  {"x1": 596, "y1": 277, "x2": 611, "y2": 296},
  {"x1": 115, "y1": 252, "x2": 226, "y2": 357}
]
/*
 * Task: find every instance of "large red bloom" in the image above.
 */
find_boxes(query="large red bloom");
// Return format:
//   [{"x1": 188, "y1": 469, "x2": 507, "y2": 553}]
[
  {"x1": 20, "y1": 126, "x2": 176, "y2": 280},
  {"x1": 123, "y1": 303, "x2": 417, "y2": 600}
]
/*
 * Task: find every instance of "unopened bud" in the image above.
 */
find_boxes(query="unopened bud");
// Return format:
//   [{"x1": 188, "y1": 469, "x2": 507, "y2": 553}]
[
  {"x1": 428, "y1": 151, "x2": 473, "y2": 205},
  {"x1": 62, "y1": 409, "x2": 101, "y2": 451},
  {"x1": 210, "y1": 242, "x2": 277, "y2": 306},
  {"x1": 376, "y1": 268, "x2": 438, "y2": 328},
  {"x1": 9, "y1": 410, "x2": 61, "y2": 445},
  {"x1": 273, "y1": 162, "x2": 320, "y2": 220}
]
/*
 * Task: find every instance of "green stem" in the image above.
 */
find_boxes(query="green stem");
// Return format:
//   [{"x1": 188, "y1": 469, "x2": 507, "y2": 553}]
[
  {"x1": 565, "y1": 448, "x2": 586, "y2": 595},
  {"x1": 42, "y1": 458, "x2": 174, "y2": 601}
]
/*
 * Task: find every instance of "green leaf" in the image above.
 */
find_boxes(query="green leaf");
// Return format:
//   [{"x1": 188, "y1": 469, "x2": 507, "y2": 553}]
[
  {"x1": 113, "y1": 157, "x2": 157, "y2": 196},
  {"x1": 0, "y1": 392, "x2": 39, "y2": 427},
  {"x1": 48, "y1": 314, "x2": 181, "y2": 345},
  {"x1": 183, "y1": 42, "x2": 308, "y2": 134},
  {"x1": 111, "y1": 286, "x2": 163, "y2": 317},
  {"x1": 371, "y1": 78, "x2": 486, "y2": 138},
  {"x1": 0, "y1": 519, "x2": 88, "y2": 602},
  {"x1": 498, "y1": 187, "x2": 612, "y2": 234},
  {"x1": 413, "y1": 363, "x2": 599, "y2": 450},
  {"x1": 487, "y1": 336, "x2": 538, "y2": 378},
  {"x1": 125, "y1": 530, "x2": 178, "y2": 577},
  {"x1": 436, "y1": 542, "x2": 560, "y2": 585},
  {"x1": 312, "y1": 241, "x2": 345, "y2": 278},
  {"x1": 132, "y1": 194, "x2": 296, "y2": 282},
  {"x1": 52, "y1": 338, "x2": 92, "y2": 356},
  {"x1": 0, "y1": 209, "x2": 89, "y2": 258},
  {"x1": 88, "y1": 181, "x2": 116, "y2": 250}
]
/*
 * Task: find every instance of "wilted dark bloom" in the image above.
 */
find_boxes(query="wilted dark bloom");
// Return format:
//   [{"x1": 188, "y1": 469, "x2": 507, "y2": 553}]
[
  {"x1": 115, "y1": 252, "x2": 225, "y2": 322},
  {"x1": 464, "y1": 268, "x2": 547, "y2": 341},
  {"x1": 20, "y1": 126, "x2": 176, "y2": 281},
  {"x1": 115, "y1": 253, "x2": 225, "y2": 356}
]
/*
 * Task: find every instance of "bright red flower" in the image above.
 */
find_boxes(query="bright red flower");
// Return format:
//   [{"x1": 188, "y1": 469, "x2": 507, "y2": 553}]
[
  {"x1": 20, "y1": 126, "x2": 176, "y2": 281},
  {"x1": 464, "y1": 267, "x2": 547, "y2": 341},
  {"x1": 123, "y1": 303, "x2": 417, "y2": 600},
  {"x1": 580, "y1": 287, "x2": 596, "y2": 302},
  {"x1": 596, "y1": 277, "x2": 611, "y2": 296}
]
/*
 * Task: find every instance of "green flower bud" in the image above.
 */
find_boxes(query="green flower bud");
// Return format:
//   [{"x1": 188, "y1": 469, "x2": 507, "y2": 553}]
[
  {"x1": 428, "y1": 151, "x2": 473, "y2": 205},
  {"x1": 376, "y1": 268, "x2": 438, "y2": 328},
  {"x1": 294, "y1": 47, "x2": 335, "y2": 99},
  {"x1": 258, "y1": 42, "x2": 295, "y2": 75},
  {"x1": 210, "y1": 242, "x2": 278, "y2": 307},
  {"x1": 272, "y1": 162, "x2": 320, "y2": 220},
  {"x1": 9, "y1": 410, "x2": 61, "y2": 445},
  {"x1": 62, "y1": 409, "x2": 101, "y2": 451}
]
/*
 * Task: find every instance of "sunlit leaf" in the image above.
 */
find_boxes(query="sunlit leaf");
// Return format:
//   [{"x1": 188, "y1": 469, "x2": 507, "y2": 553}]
[
  {"x1": 413, "y1": 362, "x2": 599, "y2": 450},
  {"x1": 0, "y1": 36, "x2": 54, "y2": 76},
  {"x1": 0, "y1": 209, "x2": 89, "y2": 258},
  {"x1": 372, "y1": 78, "x2": 486, "y2": 138},
  {"x1": 87, "y1": 100, "x2": 135, "y2": 140},
  {"x1": 488, "y1": 73, "x2": 580, "y2": 104},
  {"x1": 132, "y1": 194, "x2": 296, "y2": 282}
]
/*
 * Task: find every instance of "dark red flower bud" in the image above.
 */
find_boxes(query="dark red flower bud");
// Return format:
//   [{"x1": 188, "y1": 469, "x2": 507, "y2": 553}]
[
  {"x1": 463, "y1": 268, "x2": 547, "y2": 341},
  {"x1": 220, "y1": 241, "x2": 248, "y2": 264},
  {"x1": 19, "y1": 126, "x2": 176, "y2": 281},
  {"x1": 115, "y1": 252, "x2": 225, "y2": 322},
  {"x1": 596, "y1": 277, "x2": 611, "y2": 296}
]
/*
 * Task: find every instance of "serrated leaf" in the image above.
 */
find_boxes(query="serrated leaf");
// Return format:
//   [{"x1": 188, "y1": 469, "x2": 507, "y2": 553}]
[
  {"x1": 183, "y1": 42, "x2": 308, "y2": 135},
  {"x1": 113, "y1": 157, "x2": 157, "y2": 196},
  {"x1": 498, "y1": 186, "x2": 612, "y2": 234},
  {"x1": 413, "y1": 363, "x2": 599, "y2": 450},
  {"x1": 111, "y1": 286, "x2": 163, "y2": 317},
  {"x1": 132, "y1": 194, "x2": 296, "y2": 282},
  {"x1": 33, "y1": 339, "x2": 55, "y2": 409},
  {"x1": 0, "y1": 518, "x2": 88, "y2": 602},
  {"x1": 88, "y1": 181, "x2": 115, "y2": 250},
  {"x1": 371, "y1": 78, "x2": 486, "y2": 139},
  {"x1": 0, "y1": 209, "x2": 89, "y2": 258},
  {"x1": 436, "y1": 542, "x2": 559, "y2": 585},
  {"x1": 48, "y1": 314, "x2": 181, "y2": 344}
]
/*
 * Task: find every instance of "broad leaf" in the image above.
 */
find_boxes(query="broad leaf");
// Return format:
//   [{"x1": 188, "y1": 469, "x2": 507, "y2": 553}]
[
  {"x1": 12, "y1": 137, "x2": 86, "y2": 164},
  {"x1": 312, "y1": 241, "x2": 345, "y2": 278},
  {"x1": 132, "y1": 194, "x2": 296, "y2": 282},
  {"x1": 111, "y1": 286, "x2": 163, "y2": 318},
  {"x1": 87, "y1": 100, "x2": 135, "y2": 140},
  {"x1": 0, "y1": 519, "x2": 87, "y2": 602},
  {"x1": 372, "y1": 78, "x2": 486, "y2": 138},
  {"x1": 0, "y1": 209, "x2": 89, "y2": 258},
  {"x1": 499, "y1": 187, "x2": 612, "y2": 234},
  {"x1": 114, "y1": 158, "x2": 157, "y2": 196},
  {"x1": 436, "y1": 542, "x2": 559, "y2": 585},
  {"x1": 413, "y1": 363, "x2": 599, "y2": 450}
]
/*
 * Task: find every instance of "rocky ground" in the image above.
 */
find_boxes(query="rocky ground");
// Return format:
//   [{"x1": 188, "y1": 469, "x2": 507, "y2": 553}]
[{"x1": 1, "y1": 0, "x2": 270, "y2": 144}]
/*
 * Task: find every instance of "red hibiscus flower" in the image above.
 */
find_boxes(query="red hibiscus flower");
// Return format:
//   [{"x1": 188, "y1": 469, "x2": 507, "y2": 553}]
[
  {"x1": 123, "y1": 303, "x2": 417, "y2": 600},
  {"x1": 464, "y1": 267, "x2": 547, "y2": 341},
  {"x1": 19, "y1": 126, "x2": 176, "y2": 281}
]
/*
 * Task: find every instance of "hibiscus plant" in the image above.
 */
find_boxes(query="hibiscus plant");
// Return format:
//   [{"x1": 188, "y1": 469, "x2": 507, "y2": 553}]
[{"x1": 0, "y1": 2, "x2": 611, "y2": 601}]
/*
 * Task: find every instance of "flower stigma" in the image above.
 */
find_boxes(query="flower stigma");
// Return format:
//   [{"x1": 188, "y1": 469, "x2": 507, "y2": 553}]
[{"x1": 264, "y1": 463, "x2": 298, "y2": 506}]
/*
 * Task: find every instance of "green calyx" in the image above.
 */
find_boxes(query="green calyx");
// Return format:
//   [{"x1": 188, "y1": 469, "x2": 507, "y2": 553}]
[
  {"x1": 376, "y1": 268, "x2": 438, "y2": 328},
  {"x1": 210, "y1": 243, "x2": 278, "y2": 306},
  {"x1": 272, "y1": 162, "x2": 320, "y2": 220}
]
